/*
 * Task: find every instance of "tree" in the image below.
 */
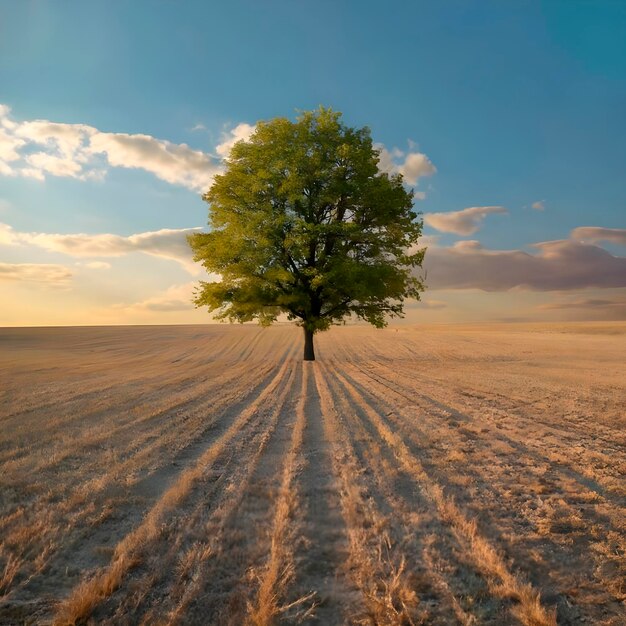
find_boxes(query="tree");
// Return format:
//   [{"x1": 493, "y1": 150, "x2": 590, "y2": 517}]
[{"x1": 189, "y1": 107, "x2": 425, "y2": 361}]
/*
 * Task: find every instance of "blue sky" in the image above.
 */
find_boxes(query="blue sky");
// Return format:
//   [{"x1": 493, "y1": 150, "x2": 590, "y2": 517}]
[{"x1": 1, "y1": 1, "x2": 624, "y2": 325}]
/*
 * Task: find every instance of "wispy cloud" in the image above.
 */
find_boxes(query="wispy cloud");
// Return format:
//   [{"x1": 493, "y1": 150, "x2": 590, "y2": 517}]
[
  {"x1": 77, "y1": 261, "x2": 112, "y2": 270},
  {"x1": 539, "y1": 297, "x2": 626, "y2": 311},
  {"x1": 531, "y1": 200, "x2": 545, "y2": 211},
  {"x1": 0, "y1": 262, "x2": 72, "y2": 284},
  {"x1": 424, "y1": 206, "x2": 507, "y2": 235},
  {"x1": 117, "y1": 282, "x2": 197, "y2": 312},
  {"x1": 570, "y1": 227, "x2": 626, "y2": 246},
  {"x1": 424, "y1": 237, "x2": 626, "y2": 291},
  {"x1": 1, "y1": 222, "x2": 203, "y2": 273}
]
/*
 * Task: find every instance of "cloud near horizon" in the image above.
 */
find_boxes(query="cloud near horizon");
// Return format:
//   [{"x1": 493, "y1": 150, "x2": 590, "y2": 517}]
[
  {"x1": 424, "y1": 206, "x2": 508, "y2": 235},
  {"x1": 118, "y1": 282, "x2": 198, "y2": 313},
  {"x1": 406, "y1": 298, "x2": 447, "y2": 310},
  {"x1": 1, "y1": 222, "x2": 203, "y2": 273},
  {"x1": 0, "y1": 262, "x2": 72, "y2": 284},
  {"x1": 79, "y1": 261, "x2": 112, "y2": 270},
  {"x1": 538, "y1": 297, "x2": 626, "y2": 311},
  {"x1": 423, "y1": 238, "x2": 626, "y2": 291}
]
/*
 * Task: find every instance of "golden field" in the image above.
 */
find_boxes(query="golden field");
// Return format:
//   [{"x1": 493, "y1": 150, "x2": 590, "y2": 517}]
[{"x1": 0, "y1": 323, "x2": 624, "y2": 625}]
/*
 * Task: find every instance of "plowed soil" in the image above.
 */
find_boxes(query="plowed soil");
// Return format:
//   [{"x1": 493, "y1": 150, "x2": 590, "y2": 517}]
[{"x1": 0, "y1": 323, "x2": 624, "y2": 625}]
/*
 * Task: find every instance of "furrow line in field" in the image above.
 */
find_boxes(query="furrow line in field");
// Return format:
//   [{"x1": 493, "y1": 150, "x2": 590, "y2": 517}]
[
  {"x1": 0, "y1": 355, "x2": 214, "y2": 427},
  {"x1": 235, "y1": 326, "x2": 272, "y2": 361},
  {"x1": 0, "y1": 368, "x2": 216, "y2": 464},
  {"x1": 371, "y1": 353, "x2": 624, "y2": 450},
  {"x1": 287, "y1": 363, "x2": 352, "y2": 625},
  {"x1": 345, "y1": 355, "x2": 616, "y2": 515},
  {"x1": 0, "y1": 340, "x2": 293, "y2": 560},
  {"x1": 320, "y1": 362, "x2": 484, "y2": 624},
  {"x1": 388, "y1": 360, "x2": 626, "y2": 513},
  {"x1": 50, "y1": 345, "x2": 298, "y2": 626},
  {"x1": 0, "y1": 330, "x2": 269, "y2": 432},
  {"x1": 339, "y1": 360, "x2": 626, "y2": 619},
  {"x1": 147, "y1": 363, "x2": 301, "y2": 624},
  {"x1": 325, "y1": 360, "x2": 558, "y2": 626},
  {"x1": 0, "y1": 354, "x2": 292, "y2": 605},
  {"x1": 352, "y1": 356, "x2": 626, "y2": 508},
  {"x1": 0, "y1": 356, "x2": 269, "y2": 475},
  {"x1": 0, "y1": 326, "x2": 276, "y2": 428},
  {"x1": 246, "y1": 361, "x2": 317, "y2": 626},
  {"x1": 314, "y1": 363, "x2": 424, "y2": 625}
]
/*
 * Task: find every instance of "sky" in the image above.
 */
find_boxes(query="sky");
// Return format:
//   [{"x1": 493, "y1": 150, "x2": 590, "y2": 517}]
[{"x1": 0, "y1": 0, "x2": 625, "y2": 326}]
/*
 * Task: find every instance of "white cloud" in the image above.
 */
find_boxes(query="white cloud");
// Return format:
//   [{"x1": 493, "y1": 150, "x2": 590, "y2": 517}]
[
  {"x1": 25, "y1": 152, "x2": 84, "y2": 178},
  {"x1": 0, "y1": 221, "x2": 203, "y2": 273},
  {"x1": 376, "y1": 144, "x2": 436, "y2": 188},
  {"x1": 399, "y1": 152, "x2": 437, "y2": 185},
  {"x1": 0, "y1": 160, "x2": 16, "y2": 177},
  {"x1": 0, "y1": 221, "x2": 17, "y2": 245},
  {"x1": 14, "y1": 119, "x2": 96, "y2": 156},
  {"x1": 423, "y1": 238, "x2": 626, "y2": 291},
  {"x1": 0, "y1": 262, "x2": 72, "y2": 284},
  {"x1": 0, "y1": 104, "x2": 222, "y2": 192},
  {"x1": 570, "y1": 227, "x2": 626, "y2": 247},
  {"x1": 89, "y1": 132, "x2": 219, "y2": 191},
  {"x1": 215, "y1": 123, "x2": 256, "y2": 159},
  {"x1": 531, "y1": 200, "x2": 545, "y2": 211},
  {"x1": 0, "y1": 127, "x2": 25, "y2": 162},
  {"x1": 424, "y1": 206, "x2": 507, "y2": 235},
  {"x1": 19, "y1": 167, "x2": 46, "y2": 181},
  {"x1": 0, "y1": 105, "x2": 436, "y2": 200}
]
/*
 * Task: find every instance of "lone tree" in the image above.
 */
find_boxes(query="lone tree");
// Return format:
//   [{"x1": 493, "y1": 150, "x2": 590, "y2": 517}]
[{"x1": 189, "y1": 107, "x2": 425, "y2": 361}]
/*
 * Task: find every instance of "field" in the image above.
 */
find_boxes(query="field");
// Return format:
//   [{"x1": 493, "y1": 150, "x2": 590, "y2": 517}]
[{"x1": 0, "y1": 323, "x2": 624, "y2": 625}]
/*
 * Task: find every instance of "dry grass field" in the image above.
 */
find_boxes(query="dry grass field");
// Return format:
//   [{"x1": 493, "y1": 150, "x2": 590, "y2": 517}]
[{"x1": 0, "y1": 323, "x2": 624, "y2": 625}]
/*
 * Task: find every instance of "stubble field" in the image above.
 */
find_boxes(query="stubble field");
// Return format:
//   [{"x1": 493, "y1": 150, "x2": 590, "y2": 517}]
[{"x1": 0, "y1": 323, "x2": 624, "y2": 625}]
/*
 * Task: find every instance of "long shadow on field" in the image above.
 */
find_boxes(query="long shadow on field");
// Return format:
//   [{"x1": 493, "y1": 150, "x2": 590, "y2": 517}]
[
  {"x1": 336, "y1": 363, "x2": 625, "y2": 625},
  {"x1": 292, "y1": 365, "x2": 356, "y2": 625}
]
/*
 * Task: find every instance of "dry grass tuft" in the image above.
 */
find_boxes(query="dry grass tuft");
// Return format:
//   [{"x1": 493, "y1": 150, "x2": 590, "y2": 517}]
[{"x1": 0, "y1": 554, "x2": 21, "y2": 596}]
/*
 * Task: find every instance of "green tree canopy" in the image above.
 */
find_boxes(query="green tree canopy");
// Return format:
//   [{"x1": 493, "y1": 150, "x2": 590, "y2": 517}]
[{"x1": 189, "y1": 107, "x2": 425, "y2": 360}]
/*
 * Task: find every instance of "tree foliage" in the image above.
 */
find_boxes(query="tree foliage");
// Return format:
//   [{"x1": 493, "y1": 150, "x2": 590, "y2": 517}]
[{"x1": 189, "y1": 107, "x2": 425, "y2": 360}]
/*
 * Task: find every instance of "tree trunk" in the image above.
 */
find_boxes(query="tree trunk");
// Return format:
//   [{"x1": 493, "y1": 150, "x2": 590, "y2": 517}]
[{"x1": 303, "y1": 328, "x2": 315, "y2": 361}]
